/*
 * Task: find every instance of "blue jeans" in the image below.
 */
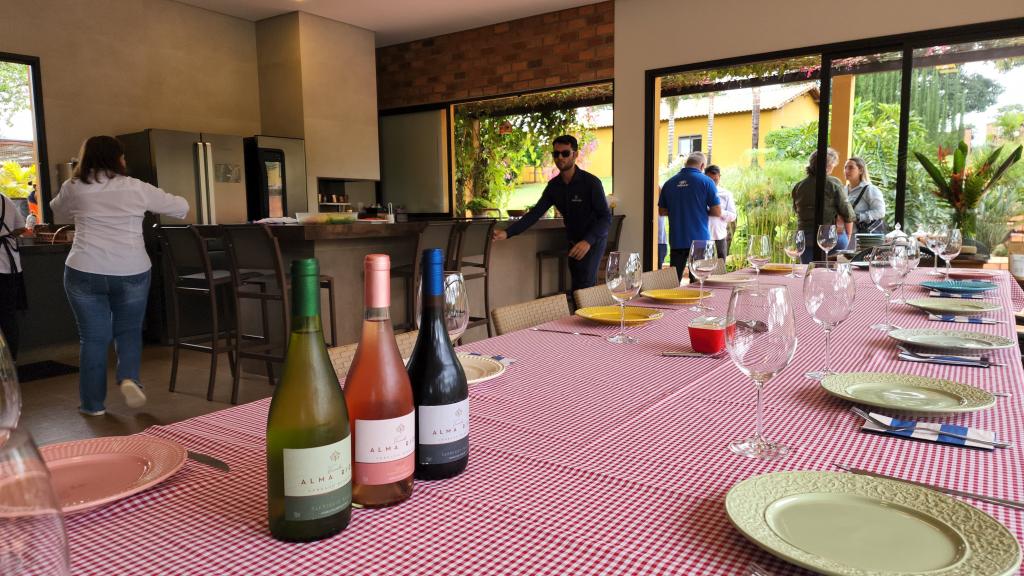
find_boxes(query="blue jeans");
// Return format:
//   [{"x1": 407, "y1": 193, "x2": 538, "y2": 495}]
[{"x1": 64, "y1": 267, "x2": 151, "y2": 412}]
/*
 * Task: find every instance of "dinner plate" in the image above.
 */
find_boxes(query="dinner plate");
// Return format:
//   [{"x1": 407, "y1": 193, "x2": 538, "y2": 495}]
[
  {"x1": 39, "y1": 435, "x2": 186, "y2": 514},
  {"x1": 456, "y1": 353, "x2": 505, "y2": 384},
  {"x1": 920, "y1": 280, "x2": 997, "y2": 294},
  {"x1": 758, "y1": 263, "x2": 795, "y2": 274},
  {"x1": 887, "y1": 328, "x2": 1015, "y2": 351},
  {"x1": 725, "y1": 470, "x2": 1021, "y2": 576},
  {"x1": 703, "y1": 273, "x2": 755, "y2": 286},
  {"x1": 850, "y1": 261, "x2": 868, "y2": 269},
  {"x1": 639, "y1": 288, "x2": 711, "y2": 303},
  {"x1": 948, "y1": 269, "x2": 1000, "y2": 280},
  {"x1": 819, "y1": 372, "x2": 995, "y2": 413},
  {"x1": 574, "y1": 306, "x2": 664, "y2": 325},
  {"x1": 905, "y1": 297, "x2": 1002, "y2": 315}
]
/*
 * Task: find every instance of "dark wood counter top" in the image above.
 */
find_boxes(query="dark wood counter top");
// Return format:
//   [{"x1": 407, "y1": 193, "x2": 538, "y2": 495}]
[{"x1": 268, "y1": 221, "x2": 427, "y2": 241}]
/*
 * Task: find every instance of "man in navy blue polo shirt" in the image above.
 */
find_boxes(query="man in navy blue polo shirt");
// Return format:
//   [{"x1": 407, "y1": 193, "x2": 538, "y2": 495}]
[
  {"x1": 494, "y1": 135, "x2": 611, "y2": 291},
  {"x1": 658, "y1": 152, "x2": 721, "y2": 282}
]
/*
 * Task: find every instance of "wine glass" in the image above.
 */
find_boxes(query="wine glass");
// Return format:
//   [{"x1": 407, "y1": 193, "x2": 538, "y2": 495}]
[
  {"x1": 747, "y1": 234, "x2": 771, "y2": 280},
  {"x1": 725, "y1": 284, "x2": 798, "y2": 460},
  {"x1": 415, "y1": 271, "x2": 469, "y2": 342},
  {"x1": 687, "y1": 240, "x2": 717, "y2": 312},
  {"x1": 783, "y1": 230, "x2": 806, "y2": 278},
  {"x1": 0, "y1": 330, "x2": 19, "y2": 428},
  {"x1": 803, "y1": 262, "x2": 856, "y2": 380},
  {"x1": 927, "y1": 225, "x2": 949, "y2": 276},
  {"x1": 868, "y1": 246, "x2": 905, "y2": 331},
  {"x1": 940, "y1": 229, "x2": 963, "y2": 280},
  {"x1": 817, "y1": 224, "x2": 838, "y2": 262},
  {"x1": 891, "y1": 240, "x2": 921, "y2": 304},
  {"x1": 606, "y1": 251, "x2": 642, "y2": 344},
  {"x1": 0, "y1": 428, "x2": 71, "y2": 575}
]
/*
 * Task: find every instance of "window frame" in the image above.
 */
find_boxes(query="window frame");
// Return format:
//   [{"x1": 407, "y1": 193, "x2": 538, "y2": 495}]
[{"x1": 0, "y1": 51, "x2": 51, "y2": 223}]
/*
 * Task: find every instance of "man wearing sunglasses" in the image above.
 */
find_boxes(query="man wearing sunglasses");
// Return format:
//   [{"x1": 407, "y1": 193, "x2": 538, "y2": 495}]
[{"x1": 494, "y1": 134, "x2": 611, "y2": 291}]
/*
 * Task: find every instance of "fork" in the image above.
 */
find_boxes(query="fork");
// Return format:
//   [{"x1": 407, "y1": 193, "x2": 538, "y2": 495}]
[
  {"x1": 896, "y1": 345, "x2": 1003, "y2": 366},
  {"x1": 850, "y1": 407, "x2": 1012, "y2": 448}
]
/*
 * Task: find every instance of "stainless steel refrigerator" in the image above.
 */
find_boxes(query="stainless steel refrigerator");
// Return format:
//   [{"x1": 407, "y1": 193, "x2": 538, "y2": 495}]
[{"x1": 119, "y1": 129, "x2": 248, "y2": 224}]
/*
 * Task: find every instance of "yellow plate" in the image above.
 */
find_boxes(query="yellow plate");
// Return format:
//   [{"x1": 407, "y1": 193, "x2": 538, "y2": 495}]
[
  {"x1": 759, "y1": 263, "x2": 797, "y2": 274},
  {"x1": 575, "y1": 306, "x2": 664, "y2": 325},
  {"x1": 640, "y1": 288, "x2": 712, "y2": 303}
]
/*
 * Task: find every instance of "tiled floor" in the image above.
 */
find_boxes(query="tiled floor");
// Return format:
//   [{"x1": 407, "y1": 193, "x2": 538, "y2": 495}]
[{"x1": 19, "y1": 345, "x2": 276, "y2": 446}]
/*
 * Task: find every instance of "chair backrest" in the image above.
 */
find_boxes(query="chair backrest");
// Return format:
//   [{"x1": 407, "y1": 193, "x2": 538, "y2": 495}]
[
  {"x1": 330, "y1": 330, "x2": 420, "y2": 382},
  {"x1": 573, "y1": 285, "x2": 614, "y2": 308},
  {"x1": 606, "y1": 214, "x2": 626, "y2": 252},
  {"x1": 641, "y1": 267, "x2": 679, "y2": 290},
  {"x1": 491, "y1": 294, "x2": 570, "y2": 336},
  {"x1": 156, "y1": 225, "x2": 213, "y2": 282},
  {"x1": 455, "y1": 219, "x2": 496, "y2": 265},
  {"x1": 221, "y1": 224, "x2": 285, "y2": 273}
]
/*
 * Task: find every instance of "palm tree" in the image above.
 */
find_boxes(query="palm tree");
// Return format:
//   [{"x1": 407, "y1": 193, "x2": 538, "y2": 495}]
[
  {"x1": 750, "y1": 87, "x2": 761, "y2": 166},
  {"x1": 706, "y1": 92, "x2": 717, "y2": 164},
  {"x1": 665, "y1": 95, "x2": 682, "y2": 167}
]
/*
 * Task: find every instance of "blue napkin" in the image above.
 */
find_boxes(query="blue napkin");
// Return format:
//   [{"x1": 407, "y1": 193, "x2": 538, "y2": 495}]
[
  {"x1": 928, "y1": 291, "x2": 985, "y2": 299},
  {"x1": 927, "y1": 313, "x2": 1001, "y2": 325},
  {"x1": 861, "y1": 412, "x2": 996, "y2": 450}
]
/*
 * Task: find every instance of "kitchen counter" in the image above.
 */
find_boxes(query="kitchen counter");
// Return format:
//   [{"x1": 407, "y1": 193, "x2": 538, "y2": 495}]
[{"x1": 14, "y1": 240, "x2": 78, "y2": 363}]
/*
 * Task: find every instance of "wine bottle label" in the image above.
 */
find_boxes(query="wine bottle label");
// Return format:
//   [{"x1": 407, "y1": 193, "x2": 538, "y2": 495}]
[
  {"x1": 417, "y1": 399, "x2": 469, "y2": 465},
  {"x1": 354, "y1": 412, "x2": 415, "y2": 485},
  {"x1": 283, "y1": 437, "x2": 352, "y2": 521}
]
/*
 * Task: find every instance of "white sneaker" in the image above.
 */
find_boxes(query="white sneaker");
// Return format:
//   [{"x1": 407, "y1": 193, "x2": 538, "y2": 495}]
[
  {"x1": 120, "y1": 379, "x2": 147, "y2": 408},
  {"x1": 79, "y1": 408, "x2": 106, "y2": 416}
]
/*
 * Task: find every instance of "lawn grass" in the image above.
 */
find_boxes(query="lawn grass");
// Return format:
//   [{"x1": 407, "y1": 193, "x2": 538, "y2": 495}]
[{"x1": 506, "y1": 176, "x2": 614, "y2": 210}]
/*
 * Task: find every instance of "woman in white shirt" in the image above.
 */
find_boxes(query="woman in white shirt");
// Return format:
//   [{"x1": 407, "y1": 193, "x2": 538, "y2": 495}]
[
  {"x1": 0, "y1": 193, "x2": 25, "y2": 359},
  {"x1": 845, "y1": 156, "x2": 886, "y2": 248},
  {"x1": 51, "y1": 136, "x2": 189, "y2": 416},
  {"x1": 704, "y1": 165, "x2": 737, "y2": 258}
]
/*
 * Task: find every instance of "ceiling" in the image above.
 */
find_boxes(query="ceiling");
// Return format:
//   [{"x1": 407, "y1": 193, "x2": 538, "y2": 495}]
[{"x1": 177, "y1": 0, "x2": 601, "y2": 46}]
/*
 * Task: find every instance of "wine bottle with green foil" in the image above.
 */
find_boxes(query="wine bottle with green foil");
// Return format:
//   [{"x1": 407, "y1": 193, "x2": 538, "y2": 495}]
[
  {"x1": 408, "y1": 248, "x2": 469, "y2": 480},
  {"x1": 267, "y1": 258, "x2": 352, "y2": 542}
]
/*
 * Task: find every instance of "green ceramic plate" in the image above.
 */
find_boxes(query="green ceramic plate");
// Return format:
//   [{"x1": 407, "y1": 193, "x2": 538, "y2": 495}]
[
  {"x1": 906, "y1": 298, "x2": 1002, "y2": 315},
  {"x1": 725, "y1": 471, "x2": 1021, "y2": 576},
  {"x1": 820, "y1": 372, "x2": 995, "y2": 413},
  {"x1": 887, "y1": 328, "x2": 1015, "y2": 351}
]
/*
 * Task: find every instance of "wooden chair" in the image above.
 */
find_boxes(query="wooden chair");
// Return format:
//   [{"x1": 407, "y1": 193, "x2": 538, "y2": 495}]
[
  {"x1": 641, "y1": 266, "x2": 679, "y2": 290},
  {"x1": 491, "y1": 294, "x2": 571, "y2": 336},
  {"x1": 328, "y1": 330, "x2": 420, "y2": 382},
  {"x1": 572, "y1": 285, "x2": 614, "y2": 309}
]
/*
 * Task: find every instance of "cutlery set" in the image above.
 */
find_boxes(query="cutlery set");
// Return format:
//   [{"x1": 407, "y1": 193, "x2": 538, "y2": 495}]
[
  {"x1": 896, "y1": 344, "x2": 1003, "y2": 367},
  {"x1": 849, "y1": 407, "x2": 1012, "y2": 448}
]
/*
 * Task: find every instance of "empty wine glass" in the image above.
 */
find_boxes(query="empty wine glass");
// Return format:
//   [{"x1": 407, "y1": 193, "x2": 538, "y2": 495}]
[
  {"x1": 0, "y1": 428, "x2": 71, "y2": 575},
  {"x1": 725, "y1": 284, "x2": 798, "y2": 461},
  {"x1": 0, "y1": 330, "x2": 19, "y2": 428},
  {"x1": 688, "y1": 240, "x2": 717, "y2": 312},
  {"x1": 606, "y1": 251, "x2": 642, "y2": 344},
  {"x1": 868, "y1": 246, "x2": 905, "y2": 331},
  {"x1": 783, "y1": 230, "x2": 806, "y2": 278},
  {"x1": 940, "y1": 229, "x2": 963, "y2": 280},
  {"x1": 927, "y1": 225, "x2": 949, "y2": 276},
  {"x1": 891, "y1": 240, "x2": 921, "y2": 304},
  {"x1": 747, "y1": 234, "x2": 771, "y2": 280},
  {"x1": 415, "y1": 271, "x2": 469, "y2": 342},
  {"x1": 817, "y1": 224, "x2": 838, "y2": 262},
  {"x1": 803, "y1": 262, "x2": 856, "y2": 380}
]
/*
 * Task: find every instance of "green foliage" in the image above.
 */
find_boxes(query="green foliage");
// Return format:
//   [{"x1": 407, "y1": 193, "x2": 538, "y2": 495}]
[
  {"x1": 721, "y1": 154, "x2": 804, "y2": 269},
  {"x1": 974, "y1": 190, "x2": 1020, "y2": 253},
  {"x1": 995, "y1": 105, "x2": 1024, "y2": 142},
  {"x1": 0, "y1": 161, "x2": 35, "y2": 199},
  {"x1": 0, "y1": 62, "x2": 31, "y2": 128}
]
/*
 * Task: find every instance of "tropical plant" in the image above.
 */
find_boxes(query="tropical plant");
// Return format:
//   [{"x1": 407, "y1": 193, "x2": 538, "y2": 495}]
[
  {"x1": 914, "y1": 141, "x2": 1023, "y2": 237},
  {"x1": 0, "y1": 62, "x2": 31, "y2": 129},
  {"x1": 0, "y1": 161, "x2": 35, "y2": 199},
  {"x1": 973, "y1": 191, "x2": 1020, "y2": 255},
  {"x1": 466, "y1": 196, "x2": 497, "y2": 214},
  {"x1": 721, "y1": 154, "x2": 803, "y2": 269}
]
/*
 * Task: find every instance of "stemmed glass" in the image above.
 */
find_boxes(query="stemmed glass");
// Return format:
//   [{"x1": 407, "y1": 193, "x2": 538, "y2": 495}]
[
  {"x1": 783, "y1": 230, "x2": 806, "y2": 278},
  {"x1": 817, "y1": 224, "x2": 838, "y2": 263},
  {"x1": 687, "y1": 240, "x2": 717, "y2": 312},
  {"x1": 927, "y1": 225, "x2": 949, "y2": 276},
  {"x1": 868, "y1": 246, "x2": 906, "y2": 331},
  {"x1": 725, "y1": 284, "x2": 798, "y2": 460},
  {"x1": 891, "y1": 240, "x2": 921, "y2": 304},
  {"x1": 940, "y1": 229, "x2": 963, "y2": 280},
  {"x1": 803, "y1": 262, "x2": 856, "y2": 380},
  {"x1": 415, "y1": 271, "x2": 470, "y2": 342},
  {"x1": 0, "y1": 330, "x2": 19, "y2": 428},
  {"x1": 0, "y1": 428, "x2": 72, "y2": 575},
  {"x1": 747, "y1": 235, "x2": 771, "y2": 280},
  {"x1": 606, "y1": 251, "x2": 642, "y2": 344}
]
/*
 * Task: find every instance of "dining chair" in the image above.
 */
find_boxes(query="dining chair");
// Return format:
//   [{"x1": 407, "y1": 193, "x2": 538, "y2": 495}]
[
  {"x1": 572, "y1": 284, "x2": 615, "y2": 309},
  {"x1": 328, "y1": 330, "x2": 420, "y2": 381},
  {"x1": 640, "y1": 266, "x2": 680, "y2": 290},
  {"x1": 491, "y1": 294, "x2": 571, "y2": 336}
]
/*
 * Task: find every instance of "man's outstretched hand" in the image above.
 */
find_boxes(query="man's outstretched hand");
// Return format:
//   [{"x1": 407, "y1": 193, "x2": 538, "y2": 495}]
[
  {"x1": 492, "y1": 230, "x2": 508, "y2": 241},
  {"x1": 568, "y1": 240, "x2": 591, "y2": 260}
]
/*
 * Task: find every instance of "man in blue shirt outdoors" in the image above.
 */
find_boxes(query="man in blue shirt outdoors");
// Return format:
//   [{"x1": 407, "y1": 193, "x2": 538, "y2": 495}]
[
  {"x1": 658, "y1": 152, "x2": 721, "y2": 282},
  {"x1": 494, "y1": 135, "x2": 611, "y2": 291}
]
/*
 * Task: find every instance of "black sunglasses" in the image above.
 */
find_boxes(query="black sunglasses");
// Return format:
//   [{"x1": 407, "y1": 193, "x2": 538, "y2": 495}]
[{"x1": 551, "y1": 150, "x2": 573, "y2": 159}]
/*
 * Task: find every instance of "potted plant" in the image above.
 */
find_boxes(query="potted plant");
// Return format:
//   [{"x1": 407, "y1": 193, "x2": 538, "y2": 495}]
[
  {"x1": 0, "y1": 161, "x2": 36, "y2": 217},
  {"x1": 466, "y1": 197, "x2": 498, "y2": 217},
  {"x1": 914, "y1": 141, "x2": 1023, "y2": 238}
]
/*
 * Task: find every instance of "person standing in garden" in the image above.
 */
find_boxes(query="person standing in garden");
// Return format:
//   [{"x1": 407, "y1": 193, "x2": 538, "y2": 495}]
[
  {"x1": 658, "y1": 152, "x2": 722, "y2": 282},
  {"x1": 492, "y1": 134, "x2": 611, "y2": 291},
  {"x1": 845, "y1": 156, "x2": 886, "y2": 249},
  {"x1": 792, "y1": 148, "x2": 855, "y2": 263},
  {"x1": 703, "y1": 165, "x2": 736, "y2": 260}
]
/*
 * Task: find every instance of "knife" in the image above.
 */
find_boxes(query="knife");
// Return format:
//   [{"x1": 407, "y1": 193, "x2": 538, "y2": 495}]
[
  {"x1": 835, "y1": 463, "x2": 1024, "y2": 511},
  {"x1": 898, "y1": 352, "x2": 991, "y2": 368},
  {"x1": 530, "y1": 328, "x2": 603, "y2": 337},
  {"x1": 188, "y1": 451, "x2": 230, "y2": 472}
]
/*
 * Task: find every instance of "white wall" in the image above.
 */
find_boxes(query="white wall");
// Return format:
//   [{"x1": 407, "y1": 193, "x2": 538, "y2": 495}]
[{"x1": 614, "y1": 0, "x2": 1024, "y2": 258}]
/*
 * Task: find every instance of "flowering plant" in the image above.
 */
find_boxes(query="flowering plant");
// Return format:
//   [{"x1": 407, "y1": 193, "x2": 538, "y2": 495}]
[{"x1": 914, "y1": 141, "x2": 1022, "y2": 237}]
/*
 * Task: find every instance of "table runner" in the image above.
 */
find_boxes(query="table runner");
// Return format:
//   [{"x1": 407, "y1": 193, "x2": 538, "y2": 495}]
[{"x1": 66, "y1": 269, "x2": 1024, "y2": 575}]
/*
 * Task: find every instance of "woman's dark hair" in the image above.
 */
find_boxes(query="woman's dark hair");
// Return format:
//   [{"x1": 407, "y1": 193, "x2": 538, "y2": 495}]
[{"x1": 74, "y1": 136, "x2": 127, "y2": 184}]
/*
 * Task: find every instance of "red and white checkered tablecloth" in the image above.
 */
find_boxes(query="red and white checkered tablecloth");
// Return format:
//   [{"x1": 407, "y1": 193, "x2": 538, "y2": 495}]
[{"x1": 65, "y1": 269, "x2": 1024, "y2": 575}]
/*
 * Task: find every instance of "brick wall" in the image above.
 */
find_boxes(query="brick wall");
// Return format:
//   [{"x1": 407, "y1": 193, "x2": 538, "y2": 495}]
[{"x1": 376, "y1": 1, "x2": 614, "y2": 110}]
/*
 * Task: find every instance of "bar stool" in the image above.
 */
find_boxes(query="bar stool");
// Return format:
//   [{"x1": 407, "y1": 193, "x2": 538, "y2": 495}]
[
  {"x1": 221, "y1": 224, "x2": 338, "y2": 401},
  {"x1": 392, "y1": 220, "x2": 460, "y2": 331},
  {"x1": 537, "y1": 214, "x2": 625, "y2": 295},
  {"x1": 156, "y1": 225, "x2": 237, "y2": 402},
  {"x1": 453, "y1": 218, "x2": 496, "y2": 337},
  {"x1": 595, "y1": 214, "x2": 626, "y2": 283}
]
